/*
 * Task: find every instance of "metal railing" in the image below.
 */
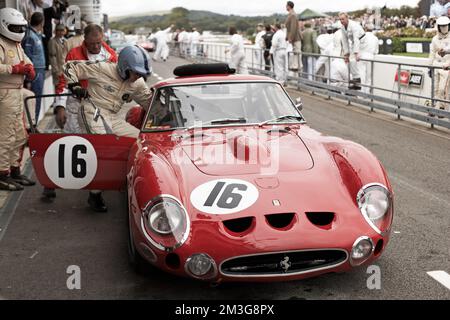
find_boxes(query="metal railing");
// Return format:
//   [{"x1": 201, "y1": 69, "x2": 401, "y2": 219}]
[{"x1": 168, "y1": 41, "x2": 450, "y2": 130}]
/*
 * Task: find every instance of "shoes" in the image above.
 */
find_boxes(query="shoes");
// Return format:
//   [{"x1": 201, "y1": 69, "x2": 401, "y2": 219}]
[
  {"x1": 42, "y1": 187, "x2": 56, "y2": 199},
  {"x1": 349, "y1": 78, "x2": 362, "y2": 90},
  {"x1": 0, "y1": 174, "x2": 24, "y2": 191},
  {"x1": 88, "y1": 192, "x2": 108, "y2": 212},
  {"x1": 10, "y1": 167, "x2": 35, "y2": 186}
]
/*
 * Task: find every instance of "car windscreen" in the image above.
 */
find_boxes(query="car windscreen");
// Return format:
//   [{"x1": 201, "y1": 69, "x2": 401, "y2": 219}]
[{"x1": 142, "y1": 82, "x2": 304, "y2": 131}]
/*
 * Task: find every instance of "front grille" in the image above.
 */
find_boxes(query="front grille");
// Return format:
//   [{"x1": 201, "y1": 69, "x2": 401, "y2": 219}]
[
  {"x1": 223, "y1": 217, "x2": 254, "y2": 234},
  {"x1": 220, "y1": 249, "x2": 348, "y2": 277},
  {"x1": 265, "y1": 212, "x2": 296, "y2": 229}
]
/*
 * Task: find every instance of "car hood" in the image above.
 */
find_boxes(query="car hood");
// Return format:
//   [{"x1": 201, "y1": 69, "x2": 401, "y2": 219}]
[{"x1": 180, "y1": 126, "x2": 314, "y2": 176}]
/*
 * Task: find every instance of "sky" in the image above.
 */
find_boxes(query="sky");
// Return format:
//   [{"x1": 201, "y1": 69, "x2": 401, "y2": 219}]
[{"x1": 102, "y1": 0, "x2": 421, "y2": 17}]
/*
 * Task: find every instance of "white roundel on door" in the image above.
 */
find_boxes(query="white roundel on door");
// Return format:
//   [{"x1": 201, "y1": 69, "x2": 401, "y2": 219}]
[
  {"x1": 190, "y1": 179, "x2": 259, "y2": 215},
  {"x1": 44, "y1": 136, "x2": 98, "y2": 189}
]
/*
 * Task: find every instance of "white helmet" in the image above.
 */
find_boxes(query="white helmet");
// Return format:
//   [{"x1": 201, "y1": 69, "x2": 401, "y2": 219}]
[
  {"x1": 436, "y1": 16, "x2": 450, "y2": 35},
  {"x1": 0, "y1": 8, "x2": 28, "y2": 42}
]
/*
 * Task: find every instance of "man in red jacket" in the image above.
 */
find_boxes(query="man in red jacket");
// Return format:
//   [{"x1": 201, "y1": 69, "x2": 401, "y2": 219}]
[
  {"x1": 54, "y1": 23, "x2": 117, "y2": 131},
  {"x1": 43, "y1": 23, "x2": 117, "y2": 212}
]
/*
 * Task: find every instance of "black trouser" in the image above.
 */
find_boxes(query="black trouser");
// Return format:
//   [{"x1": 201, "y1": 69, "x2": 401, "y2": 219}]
[{"x1": 264, "y1": 50, "x2": 273, "y2": 71}]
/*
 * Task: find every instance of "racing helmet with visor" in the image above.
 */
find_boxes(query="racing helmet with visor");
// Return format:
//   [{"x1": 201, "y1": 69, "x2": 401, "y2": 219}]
[
  {"x1": 0, "y1": 8, "x2": 28, "y2": 42},
  {"x1": 437, "y1": 16, "x2": 450, "y2": 36},
  {"x1": 117, "y1": 45, "x2": 152, "y2": 81}
]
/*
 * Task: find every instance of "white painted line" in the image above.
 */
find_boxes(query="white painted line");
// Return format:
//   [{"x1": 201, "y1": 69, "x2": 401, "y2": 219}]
[
  {"x1": 30, "y1": 251, "x2": 38, "y2": 259},
  {"x1": 427, "y1": 271, "x2": 450, "y2": 290},
  {"x1": 153, "y1": 73, "x2": 159, "y2": 77},
  {"x1": 394, "y1": 231, "x2": 401, "y2": 234},
  {"x1": 157, "y1": 77, "x2": 163, "y2": 81}
]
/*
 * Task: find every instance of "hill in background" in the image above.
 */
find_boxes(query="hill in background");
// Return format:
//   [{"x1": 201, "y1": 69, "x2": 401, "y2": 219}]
[
  {"x1": 109, "y1": 5, "x2": 420, "y2": 36},
  {"x1": 109, "y1": 7, "x2": 287, "y2": 36}
]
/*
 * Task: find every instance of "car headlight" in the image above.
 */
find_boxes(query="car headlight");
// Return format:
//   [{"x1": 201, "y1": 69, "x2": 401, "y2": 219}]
[
  {"x1": 141, "y1": 196, "x2": 190, "y2": 251},
  {"x1": 350, "y1": 236, "x2": 374, "y2": 266},
  {"x1": 185, "y1": 253, "x2": 217, "y2": 279},
  {"x1": 148, "y1": 200, "x2": 184, "y2": 235},
  {"x1": 357, "y1": 183, "x2": 393, "y2": 234}
]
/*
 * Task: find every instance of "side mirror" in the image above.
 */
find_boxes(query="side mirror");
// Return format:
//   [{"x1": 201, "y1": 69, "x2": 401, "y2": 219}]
[
  {"x1": 295, "y1": 97, "x2": 303, "y2": 111},
  {"x1": 126, "y1": 106, "x2": 146, "y2": 129}
]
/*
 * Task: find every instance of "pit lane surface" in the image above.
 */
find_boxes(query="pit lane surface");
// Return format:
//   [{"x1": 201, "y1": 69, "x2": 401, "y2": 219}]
[{"x1": 0, "y1": 56, "x2": 449, "y2": 299}]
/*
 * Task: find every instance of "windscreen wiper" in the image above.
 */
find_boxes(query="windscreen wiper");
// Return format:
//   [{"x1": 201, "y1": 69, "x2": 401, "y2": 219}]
[
  {"x1": 186, "y1": 118, "x2": 247, "y2": 130},
  {"x1": 209, "y1": 118, "x2": 247, "y2": 125},
  {"x1": 258, "y1": 115, "x2": 304, "y2": 127}
]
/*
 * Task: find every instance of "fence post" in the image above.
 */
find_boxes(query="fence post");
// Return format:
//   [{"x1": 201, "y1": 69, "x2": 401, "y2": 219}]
[
  {"x1": 430, "y1": 66, "x2": 435, "y2": 129},
  {"x1": 370, "y1": 59, "x2": 374, "y2": 111},
  {"x1": 311, "y1": 54, "x2": 315, "y2": 96},
  {"x1": 327, "y1": 55, "x2": 331, "y2": 100},
  {"x1": 347, "y1": 58, "x2": 351, "y2": 105},
  {"x1": 251, "y1": 47, "x2": 254, "y2": 71},
  {"x1": 397, "y1": 64, "x2": 401, "y2": 120}
]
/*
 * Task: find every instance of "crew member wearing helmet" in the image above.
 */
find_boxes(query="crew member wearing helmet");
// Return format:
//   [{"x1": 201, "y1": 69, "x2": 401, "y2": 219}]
[
  {"x1": 429, "y1": 16, "x2": 450, "y2": 115},
  {"x1": 61, "y1": 45, "x2": 152, "y2": 212},
  {"x1": 0, "y1": 8, "x2": 36, "y2": 191}
]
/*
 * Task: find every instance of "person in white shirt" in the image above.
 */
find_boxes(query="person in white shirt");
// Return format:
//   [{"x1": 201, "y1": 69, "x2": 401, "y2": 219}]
[
  {"x1": 190, "y1": 27, "x2": 201, "y2": 58},
  {"x1": 270, "y1": 23, "x2": 288, "y2": 85},
  {"x1": 315, "y1": 26, "x2": 335, "y2": 82},
  {"x1": 186, "y1": 31, "x2": 193, "y2": 56},
  {"x1": 359, "y1": 24, "x2": 379, "y2": 94},
  {"x1": 339, "y1": 12, "x2": 368, "y2": 90},
  {"x1": 177, "y1": 28, "x2": 188, "y2": 56},
  {"x1": 153, "y1": 25, "x2": 174, "y2": 62},
  {"x1": 430, "y1": 0, "x2": 448, "y2": 18},
  {"x1": 225, "y1": 27, "x2": 248, "y2": 74},
  {"x1": 254, "y1": 23, "x2": 266, "y2": 70},
  {"x1": 330, "y1": 25, "x2": 349, "y2": 89},
  {"x1": 18, "y1": 0, "x2": 49, "y2": 22},
  {"x1": 430, "y1": 16, "x2": 450, "y2": 113}
]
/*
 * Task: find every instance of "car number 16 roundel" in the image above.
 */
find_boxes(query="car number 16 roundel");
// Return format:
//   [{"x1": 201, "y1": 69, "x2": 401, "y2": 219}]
[
  {"x1": 190, "y1": 179, "x2": 259, "y2": 215},
  {"x1": 44, "y1": 136, "x2": 98, "y2": 189}
]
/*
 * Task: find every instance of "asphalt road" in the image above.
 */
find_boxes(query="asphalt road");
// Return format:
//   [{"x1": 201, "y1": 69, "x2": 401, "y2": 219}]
[{"x1": 0, "y1": 56, "x2": 449, "y2": 299}]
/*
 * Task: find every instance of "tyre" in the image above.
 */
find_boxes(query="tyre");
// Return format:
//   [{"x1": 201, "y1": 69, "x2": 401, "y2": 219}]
[{"x1": 126, "y1": 188, "x2": 154, "y2": 275}]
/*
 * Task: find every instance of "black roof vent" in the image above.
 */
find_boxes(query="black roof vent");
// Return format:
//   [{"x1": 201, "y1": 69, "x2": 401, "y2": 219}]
[{"x1": 173, "y1": 63, "x2": 236, "y2": 77}]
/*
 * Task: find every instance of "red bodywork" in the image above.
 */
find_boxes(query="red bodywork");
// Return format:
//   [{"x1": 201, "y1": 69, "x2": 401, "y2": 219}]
[{"x1": 29, "y1": 74, "x2": 394, "y2": 283}]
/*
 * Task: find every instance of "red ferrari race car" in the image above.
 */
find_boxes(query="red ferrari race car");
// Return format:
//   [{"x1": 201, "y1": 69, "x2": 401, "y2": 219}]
[{"x1": 27, "y1": 64, "x2": 393, "y2": 283}]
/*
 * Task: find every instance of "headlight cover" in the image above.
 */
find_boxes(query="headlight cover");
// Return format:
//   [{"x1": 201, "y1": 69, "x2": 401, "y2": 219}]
[
  {"x1": 357, "y1": 183, "x2": 392, "y2": 234},
  {"x1": 141, "y1": 195, "x2": 190, "y2": 251}
]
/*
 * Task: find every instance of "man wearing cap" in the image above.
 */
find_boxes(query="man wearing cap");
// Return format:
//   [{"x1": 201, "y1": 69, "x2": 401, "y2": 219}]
[
  {"x1": 64, "y1": 21, "x2": 86, "y2": 56},
  {"x1": 48, "y1": 23, "x2": 66, "y2": 88}
]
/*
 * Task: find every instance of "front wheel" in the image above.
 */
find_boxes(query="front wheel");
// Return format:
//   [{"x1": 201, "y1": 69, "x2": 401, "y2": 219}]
[{"x1": 127, "y1": 189, "x2": 154, "y2": 275}]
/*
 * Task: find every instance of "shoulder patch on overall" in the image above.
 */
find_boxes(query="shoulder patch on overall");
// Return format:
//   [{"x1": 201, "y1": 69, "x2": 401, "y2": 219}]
[{"x1": 122, "y1": 93, "x2": 132, "y2": 102}]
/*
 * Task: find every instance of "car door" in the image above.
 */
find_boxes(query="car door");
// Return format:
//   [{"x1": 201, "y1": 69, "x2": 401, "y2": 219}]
[{"x1": 28, "y1": 133, "x2": 136, "y2": 190}]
